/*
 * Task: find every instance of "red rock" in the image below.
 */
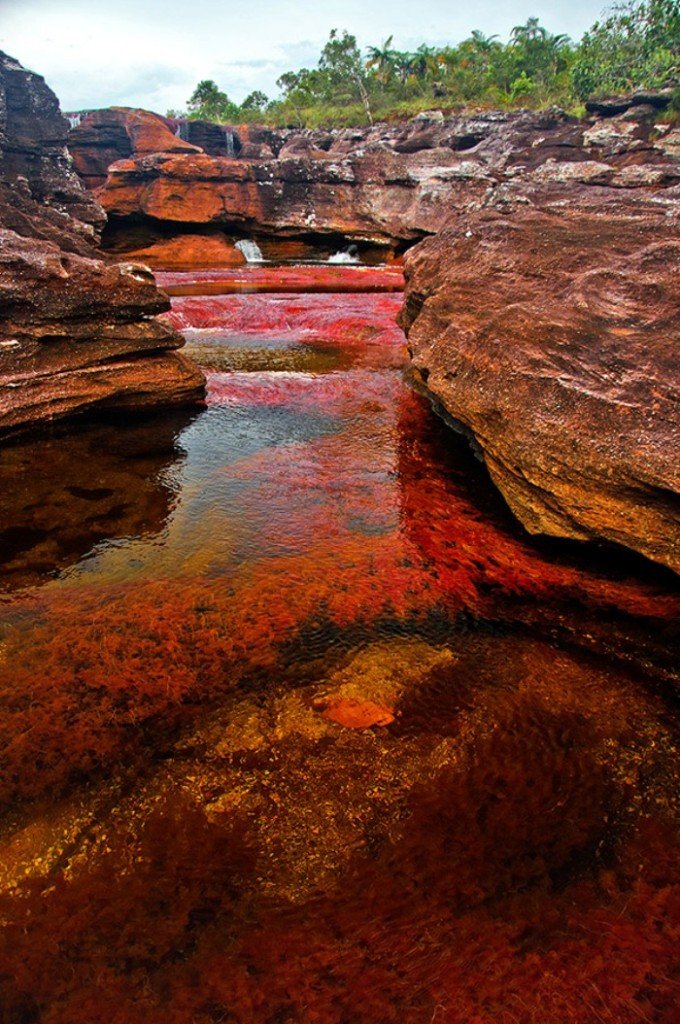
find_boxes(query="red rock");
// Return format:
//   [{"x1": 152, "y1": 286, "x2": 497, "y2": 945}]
[
  {"x1": 0, "y1": 52, "x2": 205, "y2": 439},
  {"x1": 317, "y1": 698, "x2": 395, "y2": 729},
  {"x1": 400, "y1": 167, "x2": 679, "y2": 572},
  {"x1": 68, "y1": 107, "x2": 201, "y2": 189},
  {"x1": 90, "y1": 111, "x2": 518, "y2": 246},
  {"x1": 119, "y1": 232, "x2": 246, "y2": 270},
  {"x1": 79, "y1": 105, "x2": 676, "y2": 256}
]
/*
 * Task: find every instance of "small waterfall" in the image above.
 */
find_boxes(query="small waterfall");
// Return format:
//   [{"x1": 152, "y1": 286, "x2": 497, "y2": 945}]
[
  {"x1": 175, "y1": 121, "x2": 190, "y2": 142},
  {"x1": 235, "y1": 239, "x2": 264, "y2": 263},
  {"x1": 224, "y1": 129, "x2": 236, "y2": 158},
  {"x1": 67, "y1": 113, "x2": 82, "y2": 129},
  {"x1": 328, "y1": 244, "x2": 360, "y2": 264}
]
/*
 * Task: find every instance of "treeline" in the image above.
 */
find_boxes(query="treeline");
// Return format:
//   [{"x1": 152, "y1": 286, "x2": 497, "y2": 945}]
[{"x1": 170, "y1": 1, "x2": 679, "y2": 127}]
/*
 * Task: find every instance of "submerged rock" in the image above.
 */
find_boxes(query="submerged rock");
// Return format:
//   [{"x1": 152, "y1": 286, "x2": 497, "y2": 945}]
[{"x1": 0, "y1": 52, "x2": 205, "y2": 439}]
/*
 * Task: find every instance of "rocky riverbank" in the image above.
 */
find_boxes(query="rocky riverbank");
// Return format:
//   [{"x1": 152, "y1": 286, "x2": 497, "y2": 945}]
[
  {"x1": 0, "y1": 53, "x2": 205, "y2": 440},
  {"x1": 4, "y1": 61, "x2": 678, "y2": 570}
]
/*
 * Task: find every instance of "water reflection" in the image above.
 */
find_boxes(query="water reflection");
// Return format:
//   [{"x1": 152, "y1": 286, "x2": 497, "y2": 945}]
[{"x1": 0, "y1": 410, "x2": 196, "y2": 594}]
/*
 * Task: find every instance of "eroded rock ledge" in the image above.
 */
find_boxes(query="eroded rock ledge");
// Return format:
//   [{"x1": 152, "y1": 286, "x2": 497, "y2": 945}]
[
  {"x1": 399, "y1": 109, "x2": 679, "y2": 572},
  {"x1": 0, "y1": 52, "x2": 205, "y2": 439}
]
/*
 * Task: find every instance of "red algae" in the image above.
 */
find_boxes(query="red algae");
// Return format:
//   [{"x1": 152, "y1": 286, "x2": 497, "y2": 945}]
[
  {"x1": 165, "y1": 290, "x2": 405, "y2": 338},
  {"x1": 0, "y1": 265, "x2": 678, "y2": 1023},
  {"x1": 156, "y1": 263, "x2": 405, "y2": 295}
]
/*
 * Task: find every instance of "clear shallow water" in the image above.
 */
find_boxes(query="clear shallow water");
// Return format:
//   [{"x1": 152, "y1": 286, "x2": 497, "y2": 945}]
[{"x1": 0, "y1": 271, "x2": 678, "y2": 1024}]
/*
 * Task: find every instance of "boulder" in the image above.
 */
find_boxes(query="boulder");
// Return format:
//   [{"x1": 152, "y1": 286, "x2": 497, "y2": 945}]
[
  {"x1": 114, "y1": 231, "x2": 247, "y2": 269},
  {"x1": 400, "y1": 158, "x2": 679, "y2": 571}
]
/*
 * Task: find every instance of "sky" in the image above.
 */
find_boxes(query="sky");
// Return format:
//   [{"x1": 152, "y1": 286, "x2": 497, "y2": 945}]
[{"x1": 0, "y1": 0, "x2": 609, "y2": 113}]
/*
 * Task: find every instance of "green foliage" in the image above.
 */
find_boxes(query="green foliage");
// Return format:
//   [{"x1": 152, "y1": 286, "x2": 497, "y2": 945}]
[
  {"x1": 171, "y1": 6, "x2": 679, "y2": 128},
  {"x1": 186, "y1": 79, "x2": 240, "y2": 122},
  {"x1": 571, "y1": 1, "x2": 679, "y2": 99}
]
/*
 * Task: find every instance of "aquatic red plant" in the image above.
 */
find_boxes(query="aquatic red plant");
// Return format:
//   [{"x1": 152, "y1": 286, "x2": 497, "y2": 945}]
[
  {"x1": 0, "y1": 271, "x2": 677, "y2": 1023},
  {"x1": 156, "y1": 263, "x2": 405, "y2": 295}
]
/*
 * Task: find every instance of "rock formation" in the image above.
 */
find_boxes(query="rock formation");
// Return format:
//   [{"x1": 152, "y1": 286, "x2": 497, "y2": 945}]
[
  {"x1": 399, "y1": 104, "x2": 679, "y2": 572},
  {"x1": 69, "y1": 108, "x2": 513, "y2": 254},
  {"x1": 0, "y1": 52, "x2": 205, "y2": 440},
  {"x1": 67, "y1": 107, "x2": 201, "y2": 190}
]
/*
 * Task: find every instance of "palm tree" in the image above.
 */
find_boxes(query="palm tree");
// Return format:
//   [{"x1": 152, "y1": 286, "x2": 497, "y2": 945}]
[
  {"x1": 407, "y1": 44, "x2": 444, "y2": 80},
  {"x1": 391, "y1": 51, "x2": 418, "y2": 86},
  {"x1": 366, "y1": 36, "x2": 398, "y2": 83},
  {"x1": 469, "y1": 30, "x2": 499, "y2": 52},
  {"x1": 511, "y1": 17, "x2": 548, "y2": 45}
]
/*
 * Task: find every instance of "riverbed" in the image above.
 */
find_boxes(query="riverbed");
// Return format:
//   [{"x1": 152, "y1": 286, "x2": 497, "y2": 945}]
[{"x1": 0, "y1": 266, "x2": 678, "y2": 1024}]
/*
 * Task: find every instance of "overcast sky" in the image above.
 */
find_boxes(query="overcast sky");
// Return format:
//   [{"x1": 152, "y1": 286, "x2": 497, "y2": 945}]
[{"x1": 1, "y1": 0, "x2": 608, "y2": 113}]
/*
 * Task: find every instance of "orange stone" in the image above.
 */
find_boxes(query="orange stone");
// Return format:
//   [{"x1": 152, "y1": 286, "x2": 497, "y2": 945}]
[
  {"x1": 118, "y1": 233, "x2": 247, "y2": 270},
  {"x1": 317, "y1": 698, "x2": 395, "y2": 729}
]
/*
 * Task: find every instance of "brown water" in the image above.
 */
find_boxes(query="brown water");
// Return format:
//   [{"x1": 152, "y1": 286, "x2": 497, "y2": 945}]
[{"x1": 0, "y1": 271, "x2": 678, "y2": 1024}]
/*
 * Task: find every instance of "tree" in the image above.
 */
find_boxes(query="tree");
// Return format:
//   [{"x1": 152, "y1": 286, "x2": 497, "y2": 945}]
[
  {"x1": 319, "y1": 29, "x2": 374, "y2": 123},
  {"x1": 511, "y1": 17, "x2": 548, "y2": 44},
  {"x1": 187, "y1": 79, "x2": 240, "y2": 122},
  {"x1": 366, "y1": 36, "x2": 398, "y2": 83},
  {"x1": 241, "y1": 90, "x2": 269, "y2": 112}
]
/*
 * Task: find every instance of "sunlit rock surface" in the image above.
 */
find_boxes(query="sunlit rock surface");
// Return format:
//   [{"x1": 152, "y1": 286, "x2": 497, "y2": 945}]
[
  {"x1": 67, "y1": 106, "x2": 201, "y2": 189},
  {"x1": 400, "y1": 114, "x2": 679, "y2": 571},
  {"x1": 116, "y1": 230, "x2": 247, "y2": 269},
  {"x1": 0, "y1": 52, "x2": 205, "y2": 438},
  {"x1": 73, "y1": 104, "x2": 679, "y2": 257}
]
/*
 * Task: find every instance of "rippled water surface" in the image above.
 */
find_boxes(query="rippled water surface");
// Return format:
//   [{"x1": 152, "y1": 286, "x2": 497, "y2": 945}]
[{"x1": 0, "y1": 268, "x2": 678, "y2": 1024}]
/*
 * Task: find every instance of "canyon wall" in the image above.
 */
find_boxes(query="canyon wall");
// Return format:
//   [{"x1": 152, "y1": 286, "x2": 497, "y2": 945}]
[
  {"x1": 0, "y1": 53, "x2": 205, "y2": 439},
  {"x1": 69, "y1": 106, "x2": 514, "y2": 258}
]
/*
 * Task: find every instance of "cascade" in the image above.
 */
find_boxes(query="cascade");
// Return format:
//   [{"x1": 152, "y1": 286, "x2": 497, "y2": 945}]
[
  {"x1": 328, "y1": 244, "x2": 360, "y2": 264},
  {"x1": 235, "y1": 239, "x2": 264, "y2": 262},
  {"x1": 224, "y1": 129, "x2": 236, "y2": 157}
]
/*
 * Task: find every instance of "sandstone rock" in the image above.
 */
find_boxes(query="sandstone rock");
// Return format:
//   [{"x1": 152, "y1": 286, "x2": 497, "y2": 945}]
[
  {"x1": 82, "y1": 110, "x2": 535, "y2": 252},
  {"x1": 0, "y1": 52, "x2": 205, "y2": 439},
  {"x1": 116, "y1": 231, "x2": 247, "y2": 269},
  {"x1": 312, "y1": 640, "x2": 455, "y2": 730},
  {"x1": 169, "y1": 118, "x2": 241, "y2": 156},
  {"x1": 585, "y1": 90, "x2": 673, "y2": 117},
  {"x1": 80, "y1": 107, "x2": 675, "y2": 262},
  {"x1": 400, "y1": 175, "x2": 680, "y2": 572},
  {"x1": 316, "y1": 698, "x2": 395, "y2": 729},
  {"x1": 68, "y1": 107, "x2": 201, "y2": 189},
  {"x1": 0, "y1": 229, "x2": 205, "y2": 436},
  {"x1": 0, "y1": 53, "x2": 104, "y2": 253}
]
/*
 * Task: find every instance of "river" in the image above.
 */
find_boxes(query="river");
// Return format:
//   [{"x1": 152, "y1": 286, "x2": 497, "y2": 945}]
[{"x1": 0, "y1": 265, "x2": 677, "y2": 1023}]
